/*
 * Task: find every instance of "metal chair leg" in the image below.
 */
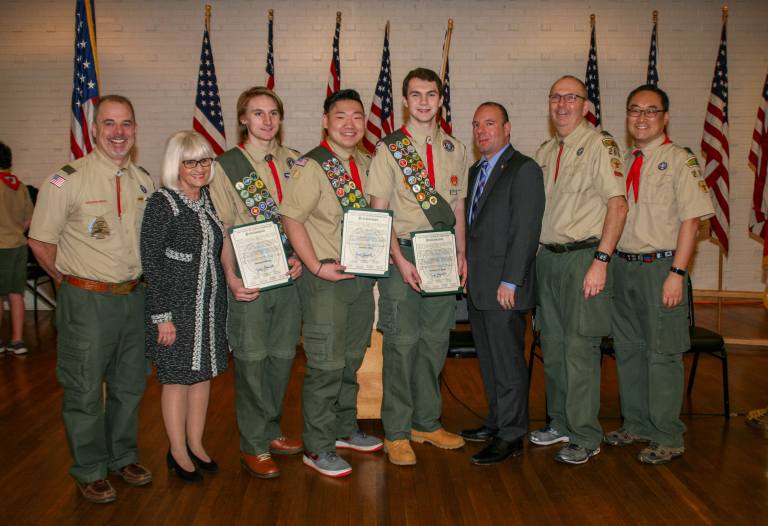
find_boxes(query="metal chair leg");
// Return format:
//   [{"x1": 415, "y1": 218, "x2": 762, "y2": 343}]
[{"x1": 687, "y1": 352, "x2": 700, "y2": 397}]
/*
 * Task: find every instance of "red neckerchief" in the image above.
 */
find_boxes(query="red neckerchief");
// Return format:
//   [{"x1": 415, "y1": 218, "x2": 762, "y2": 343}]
[
  {"x1": 240, "y1": 143, "x2": 283, "y2": 203},
  {"x1": 626, "y1": 135, "x2": 672, "y2": 202},
  {"x1": 401, "y1": 127, "x2": 435, "y2": 187}
]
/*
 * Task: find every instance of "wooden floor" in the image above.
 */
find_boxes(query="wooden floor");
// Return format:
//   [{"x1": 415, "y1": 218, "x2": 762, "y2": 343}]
[{"x1": 0, "y1": 303, "x2": 766, "y2": 526}]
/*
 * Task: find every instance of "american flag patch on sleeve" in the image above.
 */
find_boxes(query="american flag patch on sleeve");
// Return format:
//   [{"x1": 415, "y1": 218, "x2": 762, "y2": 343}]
[{"x1": 50, "y1": 174, "x2": 67, "y2": 188}]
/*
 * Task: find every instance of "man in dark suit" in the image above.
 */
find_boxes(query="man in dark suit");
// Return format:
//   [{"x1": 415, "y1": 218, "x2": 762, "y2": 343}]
[{"x1": 460, "y1": 102, "x2": 545, "y2": 465}]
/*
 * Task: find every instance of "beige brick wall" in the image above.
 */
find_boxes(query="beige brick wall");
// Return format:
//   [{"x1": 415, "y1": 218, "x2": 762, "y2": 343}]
[{"x1": 1, "y1": 0, "x2": 766, "y2": 291}]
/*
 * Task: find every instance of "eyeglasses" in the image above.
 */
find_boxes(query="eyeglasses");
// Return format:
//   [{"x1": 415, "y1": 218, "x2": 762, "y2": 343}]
[
  {"x1": 181, "y1": 158, "x2": 214, "y2": 168},
  {"x1": 627, "y1": 107, "x2": 665, "y2": 119},
  {"x1": 548, "y1": 93, "x2": 586, "y2": 104}
]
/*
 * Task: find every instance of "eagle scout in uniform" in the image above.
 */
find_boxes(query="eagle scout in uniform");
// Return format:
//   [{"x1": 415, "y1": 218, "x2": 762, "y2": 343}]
[
  {"x1": 209, "y1": 87, "x2": 304, "y2": 479},
  {"x1": 532, "y1": 76, "x2": 628, "y2": 465},
  {"x1": 281, "y1": 89, "x2": 383, "y2": 478},
  {"x1": 0, "y1": 142, "x2": 34, "y2": 355},
  {"x1": 368, "y1": 67, "x2": 470, "y2": 466},
  {"x1": 28, "y1": 95, "x2": 155, "y2": 503},
  {"x1": 606, "y1": 85, "x2": 714, "y2": 464}
]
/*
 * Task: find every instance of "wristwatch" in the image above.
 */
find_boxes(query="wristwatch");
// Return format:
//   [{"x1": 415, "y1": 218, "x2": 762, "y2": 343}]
[
  {"x1": 669, "y1": 266, "x2": 686, "y2": 276},
  {"x1": 594, "y1": 251, "x2": 611, "y2": 263}
]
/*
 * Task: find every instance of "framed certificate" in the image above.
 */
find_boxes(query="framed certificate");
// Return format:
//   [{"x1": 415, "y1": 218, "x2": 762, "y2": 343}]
[
  {"x1": 229, "y1": 221, "x2": 292, "y2": 291},
  {"x1": 411, "y1": 229, "x2": 462, "y2": 296},
  {"x1": 340, "y1": 208, "x2": 393, "y2": 277}
]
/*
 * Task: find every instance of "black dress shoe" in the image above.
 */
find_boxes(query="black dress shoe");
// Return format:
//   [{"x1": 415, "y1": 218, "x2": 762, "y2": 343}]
[
  {"x1": 187, "y1": 444, "x2": 219, "y2": 473},
  {"x1": 460, "y1": 426, "x2": 498, "y2": 442},
  {"x1": 166, "y1": 450, "x2": 203, "y2": 482},
  {"x1": 471, "y1": 437, "x2": 524, "y2": 465}
]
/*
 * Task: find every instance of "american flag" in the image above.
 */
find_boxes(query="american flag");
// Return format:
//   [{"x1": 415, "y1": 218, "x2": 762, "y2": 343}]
[
  {"x1": 265, "y1": 10, "x2": 275, "y2": 90},
  {"x1": 748, "y1": 73, "x2": 768, "y2": 264},
  {"x1": 327, "y1": 12, "x2": 341, "y2": 97},
  {"x1": 701, "y1": 21, "x2": 730, "y2": 254},
  {"x1": 70, "y1": 0, "x2": 100, "y2": 160},
  {"x1": 439, "y1": 25, "x2": 453, "y2": 136},
  {"x1": 362, "y1": 22, "x2": 394, "y2": 154},
  {"x1": 584, "y1": 17, "x2": 601, "y2": 128},
  {"x1": 192, "y1": 15, "x2": 226, "y2": 156},
  {"x1": 647, "y1": 16, "x2": 659, "y2": 86}
]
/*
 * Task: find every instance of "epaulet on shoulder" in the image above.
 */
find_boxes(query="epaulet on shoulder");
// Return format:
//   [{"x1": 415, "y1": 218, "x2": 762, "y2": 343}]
[
  {"x1": 600, "y1": 130, "x2": 614, "y2": 137},
  {"x1": 539, "y1": 139, "x2": 549, "y2": 147},
  {"x1": 138, "y1": 166, "x2": 150, "y2": 176},
  {"x1": 287, "y1": 147, "x2": 301, "y2": 156}
]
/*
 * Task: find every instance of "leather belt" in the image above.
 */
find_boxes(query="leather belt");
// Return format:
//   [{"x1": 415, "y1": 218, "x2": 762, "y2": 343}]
[
  {"x1": 64, "y1": 275, "x2": 139, "y2": 295},
  {"x1": 616, "y1": 250, "x2": 675, "y2": 262},
  {"x1": 542, "y1": 238, "x2": 599, "y2": 253},
  {"x1": 398, "y1": 238, "x2": 412, "y2": 247}
]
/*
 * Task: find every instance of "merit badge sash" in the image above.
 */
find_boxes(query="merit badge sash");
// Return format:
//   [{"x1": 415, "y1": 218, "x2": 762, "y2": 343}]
[
  {"x1": 216, "y1": 147, "x2": 291, "y2": 251},
  {"x1": 302, "y1": 146, "x2": 369, "y2": 211},
  {"x1": 383, "y1": 129, "x2": 455, "y2": 230}
]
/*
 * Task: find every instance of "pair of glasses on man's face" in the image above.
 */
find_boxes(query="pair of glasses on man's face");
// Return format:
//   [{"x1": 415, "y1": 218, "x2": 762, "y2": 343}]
[
  {"x1": 181, "y1": 158, "x2": 214, "y2": 169},
  {"x1": 627, "y1": 107, "x2": 665, "y2": 119},
  {"x1": 548, "y1": 93, "x2": 587, "y2": 104}
]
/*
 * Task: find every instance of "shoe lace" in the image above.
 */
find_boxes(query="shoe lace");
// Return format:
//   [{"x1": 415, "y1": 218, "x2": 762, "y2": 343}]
[{"x1": 257, "y1": 453, "x2": 272, "y2": 461}]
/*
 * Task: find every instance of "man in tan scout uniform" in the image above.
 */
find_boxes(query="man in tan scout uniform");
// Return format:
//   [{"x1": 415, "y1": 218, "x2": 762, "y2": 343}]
[
  {"x1": 605, "y1": 84, "x2": 714, "y2": 464},
  {"x1": 531, "y1": 76, "x2": 628, "y2": 465},
  {"x1": 209, "y1": 86, "x2": 303, "y2": 478},
  {"x1": 281, "y1": 89, "x2": 383, "y2": 478},
  {"x1": 0, "y1": 141, "x2": 34, "y2": 355},
  {"x1": 368, "y1": 67, "x2": 469, "y2": 466},
  {"x1": 28, "y1": 95, "x2": 154, "y2": 503}
]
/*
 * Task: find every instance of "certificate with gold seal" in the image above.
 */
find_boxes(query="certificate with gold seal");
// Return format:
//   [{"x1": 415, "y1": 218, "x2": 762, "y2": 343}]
[
  {"x1": 340, "y1": 208, "x2": 393, "y2": 277},
  {"x1": 411, "y1": 229, "x2": 462, "y2": 296},
  {"x1": 229, "y1": 222, "x2": 291, "y2": 291}
]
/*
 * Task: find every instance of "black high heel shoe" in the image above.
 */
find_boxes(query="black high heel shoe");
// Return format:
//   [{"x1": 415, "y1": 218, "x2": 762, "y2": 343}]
[
  {"x1": 166, "y1": 449, "x2": 203, "y2": 482},
  {"x1": 187, "y1": 444, "x2": 219, "y2": 473}
]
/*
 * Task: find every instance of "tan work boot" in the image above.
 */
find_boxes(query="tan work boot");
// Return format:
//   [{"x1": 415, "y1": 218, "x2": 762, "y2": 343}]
[
  {"x1": 384, "y1": 439, "x2": 417, "y2": 466},
  {"x1": 411, "y1": 428, "x2": 465, "y2": 449}
]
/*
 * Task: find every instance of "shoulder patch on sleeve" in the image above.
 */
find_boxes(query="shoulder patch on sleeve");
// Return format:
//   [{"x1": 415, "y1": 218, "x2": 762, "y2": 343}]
[
  {"x1": 293, "y1": 157, "x2": 308, "y2": 167},
  {"x1": 684, "y1": 147, "x2": 700, "y2": 168}
]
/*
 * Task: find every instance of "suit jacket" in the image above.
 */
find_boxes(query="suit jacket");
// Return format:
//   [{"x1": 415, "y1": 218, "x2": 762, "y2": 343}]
[{"x1": 465, "y1": 145, "x2": 545, "y2": 311}]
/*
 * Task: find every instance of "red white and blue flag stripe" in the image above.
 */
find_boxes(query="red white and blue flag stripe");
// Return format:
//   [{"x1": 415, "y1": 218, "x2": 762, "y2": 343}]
[
  {"x1": 192, "y1": 19, "x2": 226, "y2": 155},
  {"x1": 748, "y1": 73, "x2": 768, "y2": 263},
  {"x1": 584, "y1": 19, "x2": 601, "y2": 128},
  {"x1": 70, "y1": 0, "x2": 100, "y2": 160},
  {"x1": 265, "y1": 10, "x2": 275, "y2": 90},
  {"x1": 326, "y1": 12, "x2": 341, "y2": 97},
  {"x1": 363, "y1": 23, "x2": 394, "y2": 154}
]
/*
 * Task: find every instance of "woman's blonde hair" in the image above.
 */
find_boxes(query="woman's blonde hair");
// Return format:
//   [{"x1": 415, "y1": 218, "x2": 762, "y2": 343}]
[{"x1": 160, "y1": 130, "x2": 215, "y2": 190}]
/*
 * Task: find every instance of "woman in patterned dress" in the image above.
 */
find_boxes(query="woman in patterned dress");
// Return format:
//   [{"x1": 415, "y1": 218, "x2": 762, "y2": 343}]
[{"x1": 140, "y1": 131, "x2": 228, "y2": 481}]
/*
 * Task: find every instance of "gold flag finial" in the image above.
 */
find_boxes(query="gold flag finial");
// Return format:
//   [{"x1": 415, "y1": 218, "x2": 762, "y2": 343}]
[
  {"x1": 205, "y1": 4, "x2": 211, "y2": 30},
  {"x1": 722, "y1": 5, "x2": 728, "y2": 22},
  {"x1": 269, "y1": 9, "x2": 273, "y2": 21},
  {"x1": 590, "y1": 13, "x2": 595, "y2": 28},
  {"x1": 652, "y1": 10, "x2": 658, "y2": 24},
  {"x1": 448, "y1": 18, "x2": 453, "y2": 30},
  {"x1": 336, "y1": 11, "x2": 341, "y2": 23}
]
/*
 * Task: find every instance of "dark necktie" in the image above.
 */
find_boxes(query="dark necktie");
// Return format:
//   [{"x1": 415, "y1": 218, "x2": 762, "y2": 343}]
[{"x1": 469, "y1": 160, "x2": 490, "y2": 224}]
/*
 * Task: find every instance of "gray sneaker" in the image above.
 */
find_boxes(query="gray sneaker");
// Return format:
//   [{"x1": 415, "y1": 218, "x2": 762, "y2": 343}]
[
  {"x1": 303, "y1": 451, "x2": 352, "y2": 478},
  {"x1": 335, "y1": 430, "x2": 383, "y2": 453},
  {"x1": 638, "y1": 443, "x2": 684, "y2": 465},
  {"x1": 7, "y1": 340, "x2": 27, "y2": 355},
  {"x1": 555, "y1": 443, "x2": 600, "y2": 465},
  {"x1": 529, "y1": 426, "x2": 570, "y2": 446},
  {"x1": 604, "y1": 428, "x2": 651, "y2": 447}
]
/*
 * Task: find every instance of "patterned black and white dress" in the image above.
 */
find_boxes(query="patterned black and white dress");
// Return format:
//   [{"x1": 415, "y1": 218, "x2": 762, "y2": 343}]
[{"x1": 140, "y1": 186, "x2": 228, "y2": 385}]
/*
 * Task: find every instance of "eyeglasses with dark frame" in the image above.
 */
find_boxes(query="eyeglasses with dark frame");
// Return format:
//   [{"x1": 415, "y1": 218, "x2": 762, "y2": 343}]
[
  {"x1": 181, "y1": 158, "x2": 214, "y2": 169},
  {"x1": 626, "y1": 107, "x2": 666, "y2": 119},
  {"x1": 548, "y1": 93, "x2": 587, "y2": 104}
]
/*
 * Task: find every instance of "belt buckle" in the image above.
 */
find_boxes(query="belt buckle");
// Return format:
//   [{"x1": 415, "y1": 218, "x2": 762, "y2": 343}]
[{"x1": 642, "y1": 254, "x2": 653, "y2": 263}]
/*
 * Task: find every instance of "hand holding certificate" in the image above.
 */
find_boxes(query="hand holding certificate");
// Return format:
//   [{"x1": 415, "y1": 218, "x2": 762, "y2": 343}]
[
  {"x1": 340, "y1": 209, "x2": 393, "y2": 277},
  {"x1": 229, "y1": 222, "x2": 292, "y2": 291},
  {"x1": 411, "y1": 230, "x2": 462, "y2": 296}
]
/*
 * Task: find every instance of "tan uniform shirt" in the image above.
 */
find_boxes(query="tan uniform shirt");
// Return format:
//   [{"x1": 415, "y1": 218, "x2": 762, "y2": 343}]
[
  {"x1": 279, "y1": 138, "x2": 371, "y2": 260},
  {"x1": 28, "y1": 148, "x2": 155, "y2": 282},
  {"x1": 209, "y1": 142, "x2": 299, "y2": 228},
  {"x1": 618, "y1": 135, "x2": 715, "y2": 253},
  {"x1": 0, "y1": 174, "x2": 33, "y2": 248},
  {"x1": 535, "y1": 120, "x2": 626, "y2": 244},
  {"x1": 367, "y1": 125, "x2": 469, "y2": 239}
]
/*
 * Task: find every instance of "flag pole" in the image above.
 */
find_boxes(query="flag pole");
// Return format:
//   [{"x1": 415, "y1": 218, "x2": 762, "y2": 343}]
[
  {"x1": 205, "y1": 4, "x2": 211, "y2": 31},
  {"x1": 715, "y1": 5, "x2": 728, "y2": 332},
  {"x1": 440, "y1": 18, "x2": 453, "y2": 83}
]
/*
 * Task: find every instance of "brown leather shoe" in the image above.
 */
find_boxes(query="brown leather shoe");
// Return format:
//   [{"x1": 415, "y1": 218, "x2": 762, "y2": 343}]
[
  {"x1": 115, "y1": 463, "x2": 153, "y2": 486},
  {"x1": 77, "y1": 479, "x2": 116, "y2": 504},
  {"x1": 241, "y1": 453, "x2": 280, "y2": 479},
  {"x1": 411, "y1": 428, "x2": 465, "y2": 449},
  {"x1": 384, "y1": 439, "x2": 417, "y2": 466},
  {"x1": 269, "y1": 436, "x2": 303, "y2": 455}
]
